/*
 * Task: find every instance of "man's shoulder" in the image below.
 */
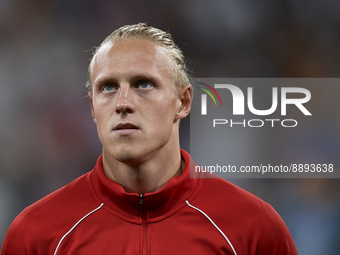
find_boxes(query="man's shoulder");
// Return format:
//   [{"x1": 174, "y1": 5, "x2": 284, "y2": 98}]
[
  {"x1": 189, "y1": 176, "x2": 297, "y2": 254},
  {"x1": 21, "y1": 172, "x2": 98, "y2": 224},
  {"x1": 3, "y1": 172, "x2": 99, "y2": 252},
  {"x1": 192, "y1": 176, "x2": 284, "y2": 227}
]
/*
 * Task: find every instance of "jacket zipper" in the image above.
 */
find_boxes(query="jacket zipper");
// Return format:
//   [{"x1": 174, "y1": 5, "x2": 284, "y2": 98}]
[
  {"x1": 139, "y1": 194, "x2": 148, "y2": 255},
  {"x1": 139, "y1": 194, "x2": 144, "y2": 205}
]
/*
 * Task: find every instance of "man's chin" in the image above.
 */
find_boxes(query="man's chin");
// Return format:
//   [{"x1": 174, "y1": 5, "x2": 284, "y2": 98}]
[{"x1": 103, "y1": 143, "x2": 163, "y2": 166}]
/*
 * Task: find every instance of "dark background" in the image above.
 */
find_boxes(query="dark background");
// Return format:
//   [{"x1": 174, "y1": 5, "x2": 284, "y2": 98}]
[{"x1": 1, "y1": 0, "x2": 340, "y2": 253}]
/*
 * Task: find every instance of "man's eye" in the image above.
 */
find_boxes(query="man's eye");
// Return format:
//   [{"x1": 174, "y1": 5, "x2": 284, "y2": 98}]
[
  {"x1": 103, "y1": 84, "x2": 115, "y2": 92},
  {"x1": 138, "y1": 81, "x2": 152, "y2": 89}
]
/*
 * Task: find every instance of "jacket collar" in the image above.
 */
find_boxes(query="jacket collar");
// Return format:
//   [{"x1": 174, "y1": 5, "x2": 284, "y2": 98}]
[{"x1": 89, "y1": 149, "x2": 200, "y2": 222}]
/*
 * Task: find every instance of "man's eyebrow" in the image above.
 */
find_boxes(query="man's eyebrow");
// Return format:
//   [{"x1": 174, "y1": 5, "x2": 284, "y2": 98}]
[
  {"x1": 131, "y1": 73, "x2": 161, "y2": 81},
  {"x1": 92, "y1": 75, "x2": 114, "y2": 87}
]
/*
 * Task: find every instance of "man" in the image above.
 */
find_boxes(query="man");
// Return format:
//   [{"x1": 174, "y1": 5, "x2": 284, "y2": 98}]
[{"x1": 1, "y1": 23, "x2": 297, "y2": 254}]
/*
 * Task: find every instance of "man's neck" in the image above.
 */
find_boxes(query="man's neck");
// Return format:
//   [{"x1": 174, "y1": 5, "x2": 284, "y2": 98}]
[{"x1": 102, "y1": 147, "x2": 184, "y2": 194}]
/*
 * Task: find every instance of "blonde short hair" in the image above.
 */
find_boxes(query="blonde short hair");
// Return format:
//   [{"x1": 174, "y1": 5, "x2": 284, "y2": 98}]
[{"x1": 86, "y1": 23, "x2": 190, "y2": 93}]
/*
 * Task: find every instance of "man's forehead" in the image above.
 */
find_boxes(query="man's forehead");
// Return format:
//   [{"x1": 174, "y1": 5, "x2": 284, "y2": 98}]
[{"x1": 90, "y1": 39, "x2": 172, "y2": 84}]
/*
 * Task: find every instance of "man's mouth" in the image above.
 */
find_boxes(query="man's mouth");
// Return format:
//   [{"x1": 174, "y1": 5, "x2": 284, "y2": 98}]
[{"x1": 113, "y1": 123, "x2": 139, "y2": 135}]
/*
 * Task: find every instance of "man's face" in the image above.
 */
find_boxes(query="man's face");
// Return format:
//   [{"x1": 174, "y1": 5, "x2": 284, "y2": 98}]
[{"x1": 89, "y1": 39, "x2": 188, "y2": 164}]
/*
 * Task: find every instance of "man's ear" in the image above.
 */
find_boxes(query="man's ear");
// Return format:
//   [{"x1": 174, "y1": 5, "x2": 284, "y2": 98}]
[
  {"x1": 88, "y1": 92, "x2": 97, "y2": 124},
  {"x1": 176, "y1": 84, "x2": 193, "y2": 120}
]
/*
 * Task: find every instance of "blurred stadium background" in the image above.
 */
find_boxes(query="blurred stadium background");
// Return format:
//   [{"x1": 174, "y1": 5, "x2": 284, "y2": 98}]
[{"x1": 1, "y1": 0, "x2": 340, "y2": 253}]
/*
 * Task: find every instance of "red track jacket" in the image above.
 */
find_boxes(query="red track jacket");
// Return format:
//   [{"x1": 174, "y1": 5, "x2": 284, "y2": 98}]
[{"x1": 1, "y1": 150, "x2": 297, "y2": 254}]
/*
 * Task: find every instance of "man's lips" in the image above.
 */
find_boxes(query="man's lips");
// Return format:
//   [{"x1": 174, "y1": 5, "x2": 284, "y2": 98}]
[{"x1": 113, "y1": 123, "x2": 139, "y2": 135}]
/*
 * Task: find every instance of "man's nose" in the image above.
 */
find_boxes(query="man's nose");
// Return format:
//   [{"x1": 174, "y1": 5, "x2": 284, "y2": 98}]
[{"x1": 115, "y1": 85, "x2": 136, "y2": 114}]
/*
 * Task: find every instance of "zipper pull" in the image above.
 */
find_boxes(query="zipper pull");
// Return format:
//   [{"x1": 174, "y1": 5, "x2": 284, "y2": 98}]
[{"x1": 139, "y1": 194, "x2": 144, "y2": 205}]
